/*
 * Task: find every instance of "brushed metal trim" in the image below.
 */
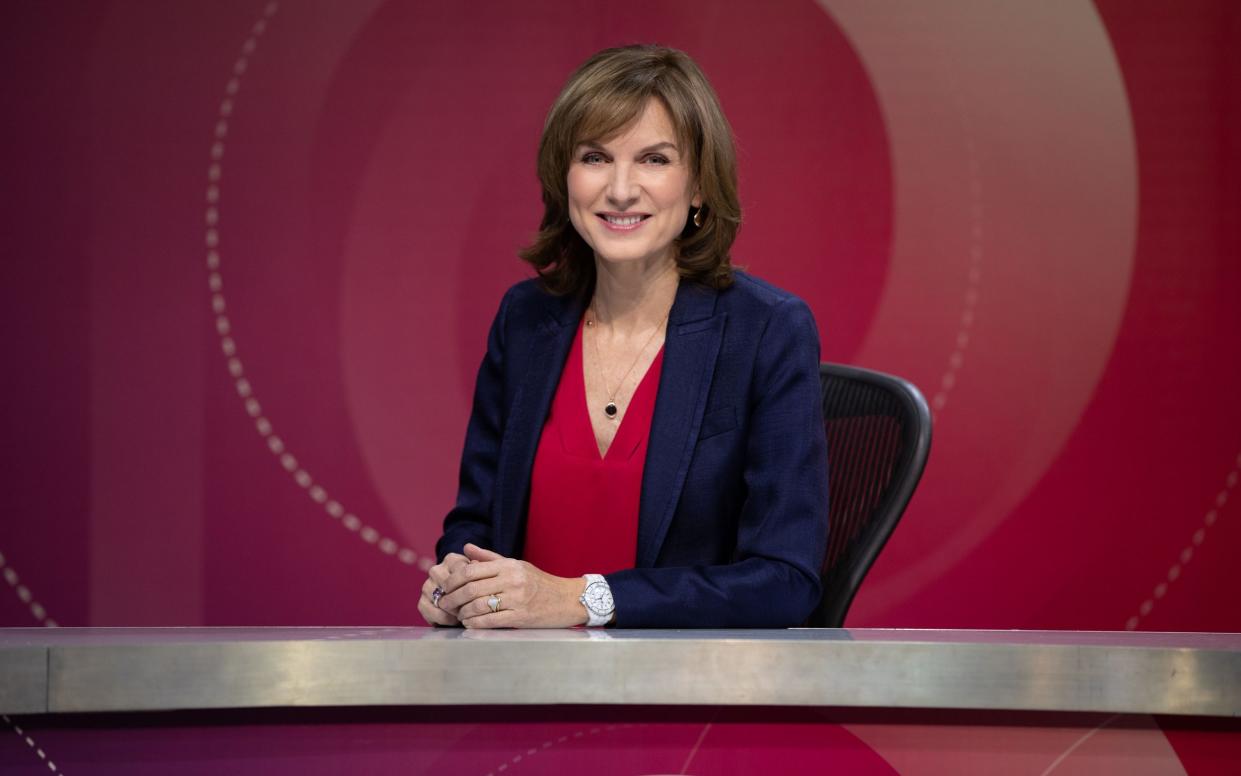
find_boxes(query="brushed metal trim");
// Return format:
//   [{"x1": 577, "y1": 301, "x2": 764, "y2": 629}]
[
  {"x1": 1, "y1": 628, "x2": 1237, "y2": 716},
  {"x1": 0, "y1": 645, "x2": 46, "y2": 714}
]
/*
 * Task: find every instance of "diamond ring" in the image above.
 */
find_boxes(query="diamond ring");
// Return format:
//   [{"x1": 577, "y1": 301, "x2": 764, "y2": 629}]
[
  {"x1": 431, "y1": 587, "x2": 444, "y2": 608},
  {"x1": 487, "y1": 595, "x2": 501, "y2": 613}
]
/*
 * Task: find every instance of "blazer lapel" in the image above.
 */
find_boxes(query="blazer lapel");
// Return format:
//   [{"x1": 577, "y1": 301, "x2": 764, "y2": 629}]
[
  {"x1": 637, "y1": 281, "x2": 724, "y2": 567},
  {"x1": 494, "y1": 290, "x2": 584, "y2": 557}
]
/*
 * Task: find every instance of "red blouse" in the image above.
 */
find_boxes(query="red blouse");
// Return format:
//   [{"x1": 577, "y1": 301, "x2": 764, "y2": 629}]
[{"x1": 523, "y1": 319, "x2": 664, "y2": 578}]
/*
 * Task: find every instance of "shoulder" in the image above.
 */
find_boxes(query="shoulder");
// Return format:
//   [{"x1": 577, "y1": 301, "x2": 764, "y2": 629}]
[
  {"x1": 497, "y1": 276, "x2": 553, "y2": 313},
  {"x1": 726, "y1": 270, "x2": 802, "y2": 301},
  {"x1": 491, "y1": 277, "x2": 579, "y2": 332},
  {"x1": 716, "y1": 270, "x2": 817, "y2": 331}
]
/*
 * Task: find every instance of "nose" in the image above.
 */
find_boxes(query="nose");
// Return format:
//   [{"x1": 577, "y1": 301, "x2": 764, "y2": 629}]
[{"x1": 605, "y1": 161, "x2": 638, "y2": 208}]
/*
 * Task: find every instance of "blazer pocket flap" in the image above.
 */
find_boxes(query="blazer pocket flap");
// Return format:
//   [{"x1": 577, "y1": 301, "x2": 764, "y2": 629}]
[{"x1": 699, "y1": 406, "x2": 737, "y2": 441}]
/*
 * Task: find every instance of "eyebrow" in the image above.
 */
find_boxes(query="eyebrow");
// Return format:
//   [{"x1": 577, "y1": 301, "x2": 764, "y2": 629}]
[{"x1": 579, "y1": 141, "x2": 679, "y2": 155}]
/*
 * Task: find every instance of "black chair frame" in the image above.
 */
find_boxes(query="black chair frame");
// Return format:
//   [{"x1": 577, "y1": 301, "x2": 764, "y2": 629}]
[{"x1": 807, "y1": 363, "x2": 932, "y2": 628}]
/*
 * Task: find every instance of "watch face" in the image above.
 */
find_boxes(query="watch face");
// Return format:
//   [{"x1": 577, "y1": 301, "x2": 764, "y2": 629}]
[{"x1": 584, "y1": 582, "x2": 614, "y2": 614}]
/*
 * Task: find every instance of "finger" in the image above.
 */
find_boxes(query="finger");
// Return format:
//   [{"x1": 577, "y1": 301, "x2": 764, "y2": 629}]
[
  {"x1": 418, "y1": 597, "x2": 459, "y2": 627},
  {"x1": 427, "y1": 562, "x2": 454, "y2": 587},
  {"x1": 422, "y1": 578, "x2": 453, "y2": 613},
  {"x1": 461, "y1": 592, "x2": 512, "y2": 620},
  {"x1": 459, "y1": 594, "x2": 491, "y2": 620},
  {"x1": 417, "y1": 599, "x2": 445, "y2": 625},
  {"x1": 461, "y1": 609, "x2": 518, "y2": 629},
  {"x1": 436, "y1": 594, "x2": 465, "y2": 618},
  {"x1": 439, "y1": 578, "x2": 499, "y2": 613},
  {"x1": 427, "y1": 553, "x2": 469, "y2": 587},
  {"x1": 463, "y1": 543, "x2": 505, "y2": 562},
  {"x1": 441, "y1": 559, "x2": 501, "y2": 595}
]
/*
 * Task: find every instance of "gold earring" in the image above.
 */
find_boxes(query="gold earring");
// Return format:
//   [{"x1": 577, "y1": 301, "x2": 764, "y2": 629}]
[{"x1": 693, "y1": 207, "x2": 704, "y2": 228}]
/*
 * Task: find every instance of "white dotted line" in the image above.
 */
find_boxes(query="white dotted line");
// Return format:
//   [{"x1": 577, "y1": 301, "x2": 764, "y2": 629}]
[
  {"x1": 0, "y1": 549, "x2": 58, "y2": 627},
  {"x1": 929, "y1": 104, "x2": 984, "y2": 421},
  {"x1": 1048, "y1": 453, "x2": 1240, "y2": 770},
  {"x1": 2, "y1": 716, "x2": 63, "y2": 774},
  {"x1": 680, "y1": 720, "x2": 714, "y2": 774},
  {"x1": 1038, "y1": 713, "x2": 1119, "y2": 776},
  {"x1": 481, "y1": 724, "x2": 635, "y2": 776},
  {"x1": 1125, "y1": 451, "x2": 1241, "y2": 631},
  {"x1": 205, "y1": 2, "x2": 430, "y2": 573}
]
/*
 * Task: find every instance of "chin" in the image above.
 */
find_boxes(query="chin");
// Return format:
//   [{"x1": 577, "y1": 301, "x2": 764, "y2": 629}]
[
  {"x1": 596, "y1": 250, "x2": 648, "y2": 265},
  {"x1": 592, "y1": 242, "x2": 676, "y2": 268}
]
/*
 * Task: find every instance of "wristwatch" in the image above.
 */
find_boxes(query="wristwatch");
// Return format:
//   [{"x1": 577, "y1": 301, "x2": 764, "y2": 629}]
[{"x1": 579, "y1": 574, "x2": 615, "y2": 627}]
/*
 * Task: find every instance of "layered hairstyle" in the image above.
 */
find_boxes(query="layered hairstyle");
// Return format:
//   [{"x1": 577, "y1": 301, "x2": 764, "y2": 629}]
[{"x1": 519, "y1": 45, "x2": 741, "y2": 296}]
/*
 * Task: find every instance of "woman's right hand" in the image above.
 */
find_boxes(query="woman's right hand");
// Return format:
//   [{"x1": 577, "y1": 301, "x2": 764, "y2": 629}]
[{"x1": 417, "y1": 552, "x2": 470, "y2": 626}]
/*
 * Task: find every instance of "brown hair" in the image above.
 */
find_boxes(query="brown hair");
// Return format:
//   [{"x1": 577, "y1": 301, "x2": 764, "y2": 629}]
[{"x1": 519, "y1": 45, "x2": 740, "y2": 296}]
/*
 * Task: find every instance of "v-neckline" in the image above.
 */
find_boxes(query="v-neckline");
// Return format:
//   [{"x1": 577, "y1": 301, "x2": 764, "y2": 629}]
[{"x1": 576, "y1": 320, "x2": 663, "y2": 462}]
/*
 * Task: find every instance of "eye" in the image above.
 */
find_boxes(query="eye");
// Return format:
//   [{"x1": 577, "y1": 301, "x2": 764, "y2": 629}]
[
  {"x1": 644, "y1": 154, "x2": 671, "y2": 166},
  {"x1": 580, "y1": 151, "x2": 607, "y2": 165}
]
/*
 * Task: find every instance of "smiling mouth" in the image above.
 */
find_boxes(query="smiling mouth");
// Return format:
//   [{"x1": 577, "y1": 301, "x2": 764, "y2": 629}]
[{"x1": 598, "y1": 213, "x2": 651, "y2": 229}]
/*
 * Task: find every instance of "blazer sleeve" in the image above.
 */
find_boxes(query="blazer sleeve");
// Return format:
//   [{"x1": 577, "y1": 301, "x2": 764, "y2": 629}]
[
  {"x1": 605, "y1": 296, "x2": 829, "y2": 627},
  {"x1": 435, "y1": 288, "x2": 512, "y2": 561}
]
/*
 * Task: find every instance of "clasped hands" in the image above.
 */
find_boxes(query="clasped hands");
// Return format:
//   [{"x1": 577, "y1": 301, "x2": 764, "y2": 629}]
[{"x1": 418, "y1": 543, "x2": 588, "y2": 628}]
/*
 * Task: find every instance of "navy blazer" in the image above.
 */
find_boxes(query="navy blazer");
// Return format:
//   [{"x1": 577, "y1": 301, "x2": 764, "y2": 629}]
[{"x1": 436, "y1": 271, "x2": 829, "y2": 627}]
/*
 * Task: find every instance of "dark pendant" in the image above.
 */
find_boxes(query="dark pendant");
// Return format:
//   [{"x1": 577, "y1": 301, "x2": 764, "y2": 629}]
[{"x1": 604, "y1": 402, "x2": 618, "y2": 418}]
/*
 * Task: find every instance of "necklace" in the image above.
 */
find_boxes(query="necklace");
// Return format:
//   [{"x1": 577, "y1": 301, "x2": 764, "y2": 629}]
[{"x1": 586, "y1": 301, "x2": 671, "y2": 420}]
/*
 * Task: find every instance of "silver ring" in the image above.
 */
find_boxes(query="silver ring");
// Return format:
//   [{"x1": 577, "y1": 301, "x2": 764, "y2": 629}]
[
  {"x1": 487, "y1": 595, "x2": 501, "y2": 613},
  {"x1": 431, "y1": 587, "x2": 444, "y2": 608}
]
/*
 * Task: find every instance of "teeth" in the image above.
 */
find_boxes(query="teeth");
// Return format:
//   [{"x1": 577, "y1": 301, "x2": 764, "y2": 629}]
[{"x1": 605, "y1": 215, "x2": 643, "y2": 226}]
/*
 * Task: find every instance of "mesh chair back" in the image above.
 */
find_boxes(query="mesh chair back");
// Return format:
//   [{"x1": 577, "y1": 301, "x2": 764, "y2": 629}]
[{"x1": 806, "y1": 363, "x2": 932, "y2": 627}]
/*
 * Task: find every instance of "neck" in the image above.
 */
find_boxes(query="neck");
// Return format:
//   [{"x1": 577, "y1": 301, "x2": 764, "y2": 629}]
[{"x1": 592, "y1": 257, "x2": 678, "y2": 330}]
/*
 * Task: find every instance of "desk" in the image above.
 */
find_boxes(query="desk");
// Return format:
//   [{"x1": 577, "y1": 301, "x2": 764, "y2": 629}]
[{"x1": 1, "y1": 628, "x2": 1238, "y2": 774}]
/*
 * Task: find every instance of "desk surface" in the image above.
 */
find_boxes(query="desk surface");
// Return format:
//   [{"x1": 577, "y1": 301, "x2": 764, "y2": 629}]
[{"x1": 2, "y1": 627, "x2": 1238, "y2": 716}]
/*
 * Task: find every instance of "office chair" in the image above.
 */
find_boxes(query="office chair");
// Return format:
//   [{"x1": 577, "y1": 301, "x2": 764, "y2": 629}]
[{"x1": 806, "y1": 363, "x2": 932, "y2": 627}]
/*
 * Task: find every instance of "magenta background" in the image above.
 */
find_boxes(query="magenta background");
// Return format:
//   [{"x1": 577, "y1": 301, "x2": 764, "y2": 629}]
[{"x1": 2, "y1": 1, "x2": 1240, "y2": 771}]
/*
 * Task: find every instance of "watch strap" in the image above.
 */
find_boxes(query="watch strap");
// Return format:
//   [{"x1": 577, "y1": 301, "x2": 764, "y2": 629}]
[{"x1": 579, "y1": 573, "x2": 615, "y2": 627}]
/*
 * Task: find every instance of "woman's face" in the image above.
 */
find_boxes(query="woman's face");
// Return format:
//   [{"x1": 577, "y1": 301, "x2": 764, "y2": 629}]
[{"x1": 567, "y1": 98, "x2": 701, "y2": 272}]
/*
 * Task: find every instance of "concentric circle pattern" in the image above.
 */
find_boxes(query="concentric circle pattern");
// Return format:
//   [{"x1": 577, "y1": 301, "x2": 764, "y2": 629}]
[{"x1": 202, "y1": 1, "x2": 431, "y2": 573}]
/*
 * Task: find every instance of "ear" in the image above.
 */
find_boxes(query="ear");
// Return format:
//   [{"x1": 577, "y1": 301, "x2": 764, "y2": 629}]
[{"x1": 691, "y1": 190, "x2": 703, "y2": 209}]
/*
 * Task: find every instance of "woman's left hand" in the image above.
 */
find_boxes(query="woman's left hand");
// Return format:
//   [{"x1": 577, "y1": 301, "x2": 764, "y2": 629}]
[{"x1": 437, "y1": 543, "x2": 588, "y2": 629}]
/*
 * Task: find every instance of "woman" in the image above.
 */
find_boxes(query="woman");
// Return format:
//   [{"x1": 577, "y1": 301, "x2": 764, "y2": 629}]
[{"x1": 419, "y1": 45, "x2": 828, "y2": 629}]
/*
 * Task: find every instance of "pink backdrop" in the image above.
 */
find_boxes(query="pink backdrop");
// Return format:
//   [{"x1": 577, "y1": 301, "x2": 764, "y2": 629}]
[{"x1": 3, "y1": 0, "x2": 1241, "y2": 644}]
